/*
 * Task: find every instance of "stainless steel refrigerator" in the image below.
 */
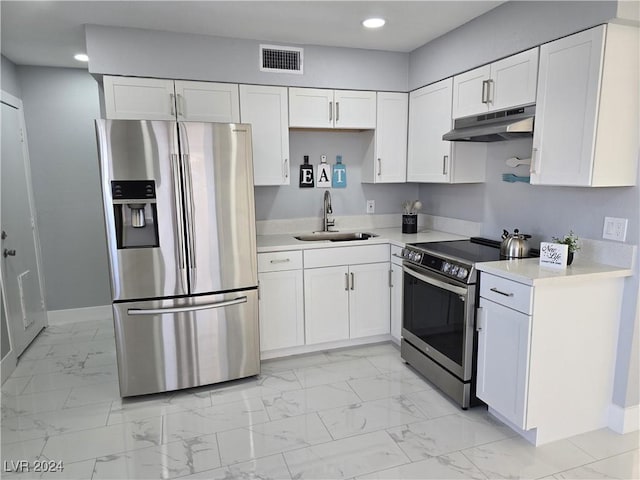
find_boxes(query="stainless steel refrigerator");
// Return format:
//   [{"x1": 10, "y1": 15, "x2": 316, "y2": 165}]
[{"x1": 95, "y1": 120, "x2": 259, "y2": 397}]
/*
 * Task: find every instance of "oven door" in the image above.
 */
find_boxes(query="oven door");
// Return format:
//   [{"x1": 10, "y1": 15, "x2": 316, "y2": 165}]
[{"x1": 402, "y1": 264, "x2": 476, "y2": 381}]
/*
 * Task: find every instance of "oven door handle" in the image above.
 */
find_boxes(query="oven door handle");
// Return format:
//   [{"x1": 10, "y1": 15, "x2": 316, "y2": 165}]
[{"x1": 403, "y1": 265, "x2": 468, "y2": 297}]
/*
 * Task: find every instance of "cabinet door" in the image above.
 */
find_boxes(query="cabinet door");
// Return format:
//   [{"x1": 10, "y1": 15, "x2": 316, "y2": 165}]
[
  {"x1": 240, "y1": 85, "x2": 290, "y2": 186},
  {"x1": 452, "y1": 64, "x2": 490, "y2": 118},
  {"x1": 174, "y1": 81, "x2": 240, "y2": 123},
  {"x1": 289, "y1": 88, "x2": 333, "y2": 128},
  {"x1": 103, "y1": 76, "x2": 176, "y2": 120},
  {"x1": 349, "y1": 263, "x2": 390, "y2": 338},
  {"x1": 531, "y1": 27, "x2": 604, "y2": 186},
  {"x1": 390, "y1": 261, "x2": 403, "y2": 342},
  {"x1": 489, "y1": 48, "x2": 538, "y2": 112},
  {"x1": 333, "y1": 90, "x2": 377, "y2": 129},
  {"x1": 258, "y1": 270, "x2": 304, "y2": 351},
  {"x1": 407, "y1": 78, "x2": 453, "y2": 183},
  {"x1": 374, "y1": 92, "x2": 408, "y2": 183},
  {"x1": 477, "y1": 298, "x2": 532, "y2": 429},
  {"x1": 304, "y1": 266, "x2": 349, "y2": 344}
]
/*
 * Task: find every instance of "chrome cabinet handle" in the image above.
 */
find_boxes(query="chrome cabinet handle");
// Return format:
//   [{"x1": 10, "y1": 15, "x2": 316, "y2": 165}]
[
  {"x1": 336, "y1": 102, "x2": 340, "y2": 122},
  {"x1": 270, "y1": 258, "x2": 290, "y2": 264},
  {"x1": 345, "y1": 272, "x2": 349, "y2": 291},
  {"x1": 284, "y1": 158, "x2": 289, "y2": 179},
  {"x1": 128, "y1": 296, "x2": 247, "y2": 315},
  {"x1": 481, "y1": 80, "x2": 489, "y2": 104},
  {"x1": 530, "y1": 148, "x2": 538, "y2": 174},
  {"x1": 350, "y1": 272, "x2": 354, "y2": 290},
  {"x1": 389, "y1": 269, "x2": 393, "y2": 288},
  {"x1": 170, "y1": 93, "x2": 176, "y2": 116},
  {"x1": 177, "y1": 93, "x2": 184, "y2": 117},
  {"x1": 377, "y1": 158, "x2": 382, "y2": 176},
  {"x1": 486, "y1": 79, "x2": 494, "y2": 104},
  {"x1": 442, "y1": 155, "x2": 449, "y2": 175},
  {"x1": 490, "y1": 287, "x2": 514, "y2": 297},
  {"x1": 3, "y1": 249, "x2": 16, "y2": 258},
  {"x1": 329, "y1": 101, "x2": 333, "y2": 122}
]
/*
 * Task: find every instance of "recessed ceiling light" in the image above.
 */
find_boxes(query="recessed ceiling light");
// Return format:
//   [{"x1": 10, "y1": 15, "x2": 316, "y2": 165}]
[
  {"x1": 74, "y1": 53, "x2": 89, "y2": 62},
  {"x1": 362, "y1": 18, "x2": 386, "y2": 29}
]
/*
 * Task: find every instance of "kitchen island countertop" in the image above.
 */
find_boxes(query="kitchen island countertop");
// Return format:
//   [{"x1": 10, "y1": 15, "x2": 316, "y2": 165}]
[{"x1": 476, "y1": 257, "x2": 632, "y2": 286}]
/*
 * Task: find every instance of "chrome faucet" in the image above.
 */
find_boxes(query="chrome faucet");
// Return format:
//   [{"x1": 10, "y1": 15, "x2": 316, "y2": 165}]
[{"x1": 323, "y1": 190, "x2": 336, "y2": 232}]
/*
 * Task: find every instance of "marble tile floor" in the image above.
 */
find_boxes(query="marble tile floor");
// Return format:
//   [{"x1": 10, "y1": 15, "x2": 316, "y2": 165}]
[{"x1": 1, "y1": 319, "x2": 638, "y2": 479}]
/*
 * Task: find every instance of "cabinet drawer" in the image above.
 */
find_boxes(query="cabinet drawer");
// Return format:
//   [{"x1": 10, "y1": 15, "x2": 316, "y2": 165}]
[
  {"x1": 258, "y1": 251, "x2": 302, "y2": 272},
  {"x1": 304, "y1": 244, "x2": 389, "y2": 269},
  {"x1": 480, "y1": 273, "x2": 532, "y2": 314}
]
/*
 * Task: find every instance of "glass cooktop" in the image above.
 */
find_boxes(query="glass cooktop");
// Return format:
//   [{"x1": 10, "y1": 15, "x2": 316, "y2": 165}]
[{"x1": 410, "y1": 238, "x2": 503, "y2": 264}]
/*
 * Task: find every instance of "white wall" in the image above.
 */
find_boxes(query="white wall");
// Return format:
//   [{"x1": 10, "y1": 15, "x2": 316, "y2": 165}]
[
  {"x1": 17, "y1": 66, "x2": 111, "y2": 310},
  {"x1": 86, "y1": 25, "x2": 409, "y2": 92},
  {"x1": 1, "y1": 55, "x2": 22, "y2": 98},
  {"x1": 255, "y1": 130, "x2": 418, "y2": 221}
]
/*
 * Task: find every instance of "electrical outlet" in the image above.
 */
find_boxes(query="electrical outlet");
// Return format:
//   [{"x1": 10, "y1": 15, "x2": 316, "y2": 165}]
[
  {"x1": 366, "y1": 200, "x2": 375, "y2": 214},
  {"x1": 603, "y1": 217, "x2": 628, "y2": 242}
]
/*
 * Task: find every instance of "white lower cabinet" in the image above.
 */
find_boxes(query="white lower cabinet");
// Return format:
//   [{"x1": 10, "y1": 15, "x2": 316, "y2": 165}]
[
  {"x1": 304, "y1": 266, "x2": 350, "y2": 344},
  {"x1": 257, "y1": 251, "x2": 304, "y2": 352},
  {"x1": 476, "y1": 270, "x2": 625, "y2": 445},
  {"x1": 476, "y1": 298, "x2": 532, "y2": 429},
  {"x1": 303, "y1": 245, "x2": 390, "y2": 346},
  {"x1": 390, "y1": 245, "x2": 404, "y2": 343}
]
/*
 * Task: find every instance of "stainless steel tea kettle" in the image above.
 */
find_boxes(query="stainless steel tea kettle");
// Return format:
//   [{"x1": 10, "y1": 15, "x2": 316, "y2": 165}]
[{"x1": 500, "y1": 229, "x2": 531, "y2": 258}]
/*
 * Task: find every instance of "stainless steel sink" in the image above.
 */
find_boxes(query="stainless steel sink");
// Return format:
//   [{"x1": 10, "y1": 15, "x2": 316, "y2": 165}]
[{"x1": 294, "y1": 232, "x2": 378, "y2": 242}]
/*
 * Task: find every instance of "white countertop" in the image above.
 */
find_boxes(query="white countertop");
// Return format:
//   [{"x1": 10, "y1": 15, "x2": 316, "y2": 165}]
[
  {"x1": 477, "y1": 257, "x2": 632, "y2": 286},
  {"x1": 257, "y1": 227, "x2": 468, "y2": 252}
]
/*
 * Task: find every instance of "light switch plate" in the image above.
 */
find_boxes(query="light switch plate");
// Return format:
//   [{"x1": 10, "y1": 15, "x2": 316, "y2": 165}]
[{"x1": 603, "y1": 217, "x2": 628, "y2": 242}]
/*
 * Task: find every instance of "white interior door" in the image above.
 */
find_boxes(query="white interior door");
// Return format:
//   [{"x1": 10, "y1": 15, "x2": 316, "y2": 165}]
[{"x1": 1, "y1": 94, "x2": 47, "y2": 357}]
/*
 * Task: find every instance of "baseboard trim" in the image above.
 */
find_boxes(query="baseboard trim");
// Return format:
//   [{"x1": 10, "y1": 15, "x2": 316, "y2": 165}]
[
  {"x1": 260, "y1": 335, "x2": 392, "y2": 360},
  {"x1": 609, "y1": 403, "x2": 640, "y2": 433},
  {"x1": 47, "y1": 305, "x2": 112, "y2": 326}
]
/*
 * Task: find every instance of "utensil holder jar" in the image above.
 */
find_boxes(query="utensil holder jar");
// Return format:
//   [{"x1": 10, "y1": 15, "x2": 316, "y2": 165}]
[{"x1": 402, "y1": 214, "x2": 417, "y2": 234}]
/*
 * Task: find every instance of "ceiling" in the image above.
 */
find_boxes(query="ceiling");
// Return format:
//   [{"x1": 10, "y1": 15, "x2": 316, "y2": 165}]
[{"x1": 1, "y1": 1, "x2": 504, "y2": 69}]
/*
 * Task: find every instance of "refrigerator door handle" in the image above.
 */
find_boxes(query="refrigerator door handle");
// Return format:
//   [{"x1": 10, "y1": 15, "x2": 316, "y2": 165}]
[
  {"x1": 127, "y1": 296, "x2": 248, "y2": 315},
  {"x1": 181, "y1": 150, "x2": 197, "y2": 286},
  {"x1": 170, "y1": 153, "x2": 187, "y2": 273}
]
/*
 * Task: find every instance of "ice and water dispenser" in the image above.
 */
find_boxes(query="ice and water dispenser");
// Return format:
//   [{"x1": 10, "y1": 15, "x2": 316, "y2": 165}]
[{"x1": 111, "y1": 180, "x2": 159, "y2": 249}]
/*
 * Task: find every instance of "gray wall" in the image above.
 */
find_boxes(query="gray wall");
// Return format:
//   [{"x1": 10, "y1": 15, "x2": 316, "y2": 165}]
[
  {"x1": 1, "y1": 55, "x2": 22, "y2": 98},
  {"x1": 409, "y1": 1, "x2": 618, "y2": 89},
  {"x1": 255, "y1": 130, "x2": 418, "y2": 220},
  {"x1": 17, "y1": 66, "x2": 111, "y2": 310},
  {"x1": 85, "y1": 25, "x2": 409, "y2": 92},
  {"x1": 411, "y1": 1, "x2": 638, "y2": 409},
  {"x1": 1, "y1": 289, "x2": 9, "y2": 360}
]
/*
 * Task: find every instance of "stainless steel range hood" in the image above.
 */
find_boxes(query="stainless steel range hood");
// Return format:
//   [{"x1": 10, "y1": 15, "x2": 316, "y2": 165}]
[{"x1": 443, "y1": 105, "x2": 535, "y2": 142}]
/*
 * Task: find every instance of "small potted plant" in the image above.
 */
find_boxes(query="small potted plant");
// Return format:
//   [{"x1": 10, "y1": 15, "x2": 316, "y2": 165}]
[{"x1": 552, "y1": 231, "x2": 580, "y2": 265}]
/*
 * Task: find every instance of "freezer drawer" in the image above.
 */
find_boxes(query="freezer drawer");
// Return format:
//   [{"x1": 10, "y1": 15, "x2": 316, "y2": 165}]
[{"x1": 112, "y1": 289, "x2": 259, "y2": 397}]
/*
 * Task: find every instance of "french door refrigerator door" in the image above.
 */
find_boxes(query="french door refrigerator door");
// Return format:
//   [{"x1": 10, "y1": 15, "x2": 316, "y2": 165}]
[
  {"x1": 113, "y1": 289, "x2": 259, "y2": 397},
  {"x1": 178, "y1": 123, "x2": 257, "y2": 294},
  {"x1": 96, "y1": 120, "x2": 187, "y2": 301}
]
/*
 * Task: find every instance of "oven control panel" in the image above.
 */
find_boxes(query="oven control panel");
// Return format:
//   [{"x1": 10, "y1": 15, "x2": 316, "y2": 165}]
[{"x1": 401, "y1": 247, "x2": 471, "y2": 282}]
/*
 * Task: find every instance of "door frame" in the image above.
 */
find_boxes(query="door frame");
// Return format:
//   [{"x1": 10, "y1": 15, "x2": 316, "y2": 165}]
[{"x1": 1, "y1": 90, "x2": 48, "y2": 373}]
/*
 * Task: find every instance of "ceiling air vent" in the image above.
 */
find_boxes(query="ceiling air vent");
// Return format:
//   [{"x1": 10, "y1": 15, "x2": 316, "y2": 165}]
[{"x1": 260, "y1": 45, "x2": 303, "y2": 74}]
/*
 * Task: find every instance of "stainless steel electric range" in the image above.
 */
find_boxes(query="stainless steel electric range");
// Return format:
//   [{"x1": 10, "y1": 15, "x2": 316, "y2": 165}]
[{"x1": 399, "y1": 237, "x2": 507, "y2": 409}]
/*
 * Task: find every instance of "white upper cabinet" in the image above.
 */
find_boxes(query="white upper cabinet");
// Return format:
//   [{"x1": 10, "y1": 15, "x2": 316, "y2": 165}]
[
  {"x1": 240, "y1": 85, "x2": 290, "y2": 186},
  {"x1": 452, "y1": 48, "x2": 539, "y2": 118},
  {"x1": 289, "y1": 88, "x2": 376, "y2": 129},
  {"x1": 174, "y1": 81, "x2": 239, "y2": 122},
  {"x1": 408, "y1": 78, "x2": 486, "y2": 184},
  {"x1": 103, "y1": 76, "x2": 176, "y2": 120},
  {"x1": 362, "y1": 92, "x2": 408, "y2": 183},
  {"x1": 103, "y1": 76, "x2": 240, "y2": 122},
  {"x1": 531, "y1": 24, "x2": 639, "y2": 187}
]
